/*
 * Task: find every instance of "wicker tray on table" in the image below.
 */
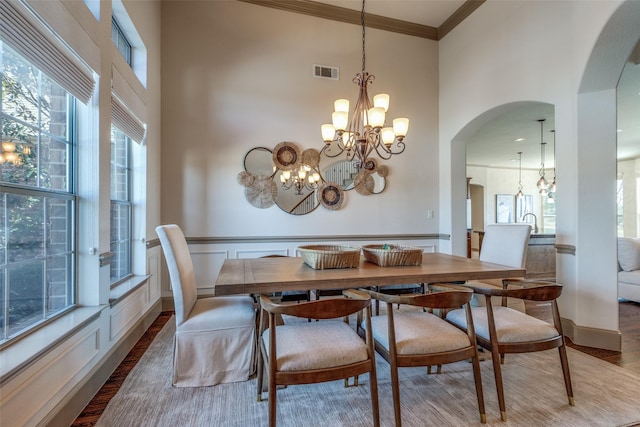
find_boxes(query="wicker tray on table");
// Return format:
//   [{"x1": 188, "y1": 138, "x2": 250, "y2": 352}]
[
  {"x1": 361, "y1": 244, "x2": 423, "y2": 267},
  {"x1": 297, "y1": 245, "x2": 361, "y2": 270}
]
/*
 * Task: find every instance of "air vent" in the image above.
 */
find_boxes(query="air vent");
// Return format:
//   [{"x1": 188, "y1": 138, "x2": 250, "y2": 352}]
[{"x1": 313, "y1": 64, "x2": 339, "y2": 80}]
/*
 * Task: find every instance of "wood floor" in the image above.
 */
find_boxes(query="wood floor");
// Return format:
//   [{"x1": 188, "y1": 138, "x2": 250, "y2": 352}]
[
  {"x1": 71, "y1": 301, "x2": 640, "y2": 426},
  {"x1": 527, "y1": 299, "x2": 640, "y2": 375}
]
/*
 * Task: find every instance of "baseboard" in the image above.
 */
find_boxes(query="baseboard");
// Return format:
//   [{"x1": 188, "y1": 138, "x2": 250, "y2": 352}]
[
  {"x1": 561, "y1": 317, "x2": 622, "y2": 351},
  {"x1": 43, "y1": 300, "x2": 162, "y2": 427}
]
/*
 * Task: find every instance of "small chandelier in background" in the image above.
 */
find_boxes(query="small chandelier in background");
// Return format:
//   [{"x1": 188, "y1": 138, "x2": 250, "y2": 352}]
[
  {"x1": 320, "y1": 0, "x2": 409, "y2": 171},
  {"x1": 0, "y1": 140, "x2": 30, "y2": 166},
  {"x1": 516, "y1": 151, "x2": 524, "y2": 199},
  {"x1": 280, "y1": 163, "x2": 320, "y2": 195},
  {"x1": 536, "y1": 119, "x2": 549, "y2": 196}
]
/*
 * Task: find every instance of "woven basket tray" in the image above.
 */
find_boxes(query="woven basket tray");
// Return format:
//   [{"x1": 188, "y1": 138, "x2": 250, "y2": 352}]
[
  {"x1": 361, "y1": 244, "x2": 423, "y2": 267},
  {"x1": 298, "y1": 245, "x2": 361, "y2": 270}
]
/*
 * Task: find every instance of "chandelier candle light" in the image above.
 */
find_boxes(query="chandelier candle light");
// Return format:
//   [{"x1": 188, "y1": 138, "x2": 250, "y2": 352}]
[{"x1": 320, "y1": 0, "x2": 409, "y2": 171}]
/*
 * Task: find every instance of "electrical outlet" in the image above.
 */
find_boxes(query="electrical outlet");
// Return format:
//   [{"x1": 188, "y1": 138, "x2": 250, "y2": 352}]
[{"x1": 427, "y1": 209, "x2": 434, "y2": 219}]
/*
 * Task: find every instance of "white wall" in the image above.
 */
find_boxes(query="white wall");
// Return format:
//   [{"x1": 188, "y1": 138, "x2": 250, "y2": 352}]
[
  {"x1": 160, "y1": 1, "x2": 439, "y2": 238},
  {"x1": 439, "y1": 0, "x2": 636, "y2": 339},
  {"x1": 467, "y1": 165, "x2": 543, "y2": 229},
  {"x1": 618, "y1": 158, "x2": 639, "y2": 237}
]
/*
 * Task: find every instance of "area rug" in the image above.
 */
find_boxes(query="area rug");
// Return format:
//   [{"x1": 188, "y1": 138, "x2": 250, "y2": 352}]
[{"x1": 95, "y1": 317, "x2": 640, "y2": 427}]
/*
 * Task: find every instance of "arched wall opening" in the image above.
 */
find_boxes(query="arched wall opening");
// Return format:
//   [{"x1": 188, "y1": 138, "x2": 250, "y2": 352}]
[{"x1": 444, "y1": 0, "x2": 640, "y2": 351}]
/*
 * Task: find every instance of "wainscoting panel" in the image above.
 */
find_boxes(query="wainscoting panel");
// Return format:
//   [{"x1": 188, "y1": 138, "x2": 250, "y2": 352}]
[
  {"x1": 110, "y1": 285, "x2": 149, "y2": 341},
  {"x1": 190, "y1": 249, "x2": 229, "y2": 290},
  {"x1": 1, "y1": 322, "x2": 101, "y2": 427},
  {"x1": 236, "y1": 248, "x2": 290, "y2": 258},
  {"x1": 147, "y1": 249, "x2": 161, "y2": 302}
]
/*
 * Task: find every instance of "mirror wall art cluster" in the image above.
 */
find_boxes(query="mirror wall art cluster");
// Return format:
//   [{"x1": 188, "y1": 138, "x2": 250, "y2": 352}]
[{"x1": 238, "y1": 141, "x2": 388, "y2": 215}]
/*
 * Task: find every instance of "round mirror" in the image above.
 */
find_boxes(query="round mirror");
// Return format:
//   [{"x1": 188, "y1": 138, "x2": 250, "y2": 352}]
[
  {"x1": 273, "y1": 169, "x2": 319, "y2": 215},
  {"x1": 371, "y1": 171, "x2": 386, "y2": 194},
  {"x1": 244, "y1": 147, "x2": 275, "y2": 177},
  {"x1": 319, "y1": 154, "x2": 386, "y2": 193}
]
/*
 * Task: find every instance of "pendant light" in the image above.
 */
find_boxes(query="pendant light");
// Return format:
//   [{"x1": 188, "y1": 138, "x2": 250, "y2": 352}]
[
  {"x1": 536, "y1": 119, "x2": 549, "y2": 196},
  {"x1": 516, "y1": 151, "x2": 524, "y2": 199}
]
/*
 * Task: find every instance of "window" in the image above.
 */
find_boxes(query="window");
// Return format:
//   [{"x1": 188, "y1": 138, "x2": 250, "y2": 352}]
[
  {"x1": 111, "y1": 18, "x2": 132, "y2": 66},
  {"x1": 110, "y1": 126, "x2": 132, "y2": 284},
  {"x1": 1, "y1": 44, "x2": 76, "y2": 342}
]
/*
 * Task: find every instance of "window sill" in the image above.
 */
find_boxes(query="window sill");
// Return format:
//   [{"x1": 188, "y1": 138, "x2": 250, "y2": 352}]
[
  {"x1": 0, "y1": 305, "x2": 106, "y2": 386},
  {"x1": 109, "y1": 275, "x2": 150, "y2": 307}
]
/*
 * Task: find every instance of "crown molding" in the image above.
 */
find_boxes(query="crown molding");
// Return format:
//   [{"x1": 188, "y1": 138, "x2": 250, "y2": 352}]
[
  {"x1": 237, "y1": 0, "x2": 484, "y2": 40},
  {"x1": 438, "y1": 0, "x2": 485, "y2": 39}
]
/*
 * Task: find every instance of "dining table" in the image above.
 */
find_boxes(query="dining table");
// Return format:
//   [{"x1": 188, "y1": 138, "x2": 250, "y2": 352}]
[{"x1": 213, "y1": 252, "x2": 526, "y2": 296}]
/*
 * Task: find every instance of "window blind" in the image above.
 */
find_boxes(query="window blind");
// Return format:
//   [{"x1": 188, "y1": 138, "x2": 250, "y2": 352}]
[
  {"x1": 0, "y1": 0, "x2": 95, "y2": 104},
  {"x1": 111, "y1": 95, "x2": 146, "y2": 144}
]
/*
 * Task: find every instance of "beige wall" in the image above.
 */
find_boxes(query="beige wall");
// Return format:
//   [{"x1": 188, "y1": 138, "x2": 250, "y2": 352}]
[{"x1": 160, "y1": 1, "x2": 439, "y2": 238}]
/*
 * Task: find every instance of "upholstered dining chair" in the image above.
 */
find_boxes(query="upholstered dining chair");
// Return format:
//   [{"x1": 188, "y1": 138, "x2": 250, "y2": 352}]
[
  {"x1": 470, "y1": 224, "x2": 532, "y2": 312},
  {"x1": 256, "y1": 289, "x2": 380, "y2": 427},
  {"x1": 362, "y1": 285, "x2": 486, "y2": 426},
  {"x1": 156, "y1": 224, "x2": 256, "y2": 387},
  {"x1": 445, "y1": 280, "x2": 574, "y2": 421}
]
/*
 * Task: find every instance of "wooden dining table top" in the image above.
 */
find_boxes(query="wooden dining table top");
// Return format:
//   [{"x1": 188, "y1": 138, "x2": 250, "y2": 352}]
[{"x1": 213, "y1": 252, "x2": 525, "y2": 296}]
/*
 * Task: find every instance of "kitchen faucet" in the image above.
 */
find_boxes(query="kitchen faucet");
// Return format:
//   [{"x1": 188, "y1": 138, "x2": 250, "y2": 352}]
[{"x1": 522, "y1": 213, "x2": 538, "y2": 234}]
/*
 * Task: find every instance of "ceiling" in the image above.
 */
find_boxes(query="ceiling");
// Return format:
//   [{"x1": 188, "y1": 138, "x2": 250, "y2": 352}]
[
  {"x1": 314, "y1": 0, "x2": 468, "y2": 28},
  {"x1": 294, "y1": 1, "x2": 640, "y2": 169}
]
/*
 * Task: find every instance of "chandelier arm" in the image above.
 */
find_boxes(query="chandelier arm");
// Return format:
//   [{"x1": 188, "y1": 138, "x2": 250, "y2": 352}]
[
  {"x1": 321, "y1": 140, "x2": 347, "y2": 159},
  {"x1": 375, "y1": 139, "x2": 406, "y2": 157},
  {"x1": 372, "y1": 143, "x2": 393, "y2": 160}
]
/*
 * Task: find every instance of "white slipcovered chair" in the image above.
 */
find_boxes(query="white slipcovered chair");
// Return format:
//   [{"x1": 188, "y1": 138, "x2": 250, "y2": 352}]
[
  {"x1": 471, "y1": 224, "x2": 531, "y2": 312},
  {"x1": 156, "y1": 224, "x2": 256, "y2": 387}
]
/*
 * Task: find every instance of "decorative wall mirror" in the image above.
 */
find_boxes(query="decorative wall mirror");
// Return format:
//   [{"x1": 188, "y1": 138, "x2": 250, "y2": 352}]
[{"x1": 238, "y1": 141, "x2": 388, "y2": 215}]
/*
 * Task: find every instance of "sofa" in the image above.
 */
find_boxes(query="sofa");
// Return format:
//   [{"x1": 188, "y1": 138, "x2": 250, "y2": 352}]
[{"x1": 617, "y1": 237, "x2": 640, "y2": 303}]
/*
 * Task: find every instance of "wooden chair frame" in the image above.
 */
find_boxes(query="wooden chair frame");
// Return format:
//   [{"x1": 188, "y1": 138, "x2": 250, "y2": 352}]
[
  {"x1": 452, "y1": 279, "x2": 574, "y2": 421},
  {"x1": 364, "y1": 285, "x2": 486, "y2": 426},
  {"x1": 256, "y1": 289, "x2": 380, "y2": 427}
]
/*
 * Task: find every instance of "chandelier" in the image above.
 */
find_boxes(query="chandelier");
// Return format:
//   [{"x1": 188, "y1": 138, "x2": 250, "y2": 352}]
[
  {"x1": 320, "y1": 0, "x2": 409, "y2": 171},
  {"x1": 0, "y1": 140, "x2": 29, "y2": 166},
  {"x1": 280, "y1": 163, "x2": 320, "y2": 195},
  {"x1": 536, "y1": 119, "x2": 549, "y2": 196}
]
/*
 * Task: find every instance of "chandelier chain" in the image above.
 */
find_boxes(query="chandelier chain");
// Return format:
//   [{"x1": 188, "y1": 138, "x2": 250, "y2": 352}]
[{"x1": 361, "y1": 0, "x2": 366, "y2": 75}]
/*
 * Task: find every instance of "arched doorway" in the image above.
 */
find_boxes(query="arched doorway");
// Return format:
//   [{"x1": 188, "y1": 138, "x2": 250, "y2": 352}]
[{"x1": 443, "y1": 1, "x2": 640, "y2": 350}]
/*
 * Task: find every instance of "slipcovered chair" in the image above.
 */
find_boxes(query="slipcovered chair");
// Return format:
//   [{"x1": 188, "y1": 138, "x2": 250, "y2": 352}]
[
  {"x1": 156, "y1": 224, "x2": 256, "y2": 387},
  {"x1": 363, "y1": 285, "x2": 486, "y2": 426},
  {"x1": 471, "y1": 224, "x2": 531, "y2": 312},
  {"x1": 446, "y1": 280, "x2": 574, "y2": 421},
  {"x1": 256, "y1": 289, "x2": 380, "y2": 427}
]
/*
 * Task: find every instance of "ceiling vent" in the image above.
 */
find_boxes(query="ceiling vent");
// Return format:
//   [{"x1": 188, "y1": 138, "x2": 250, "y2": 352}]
[{"x1": 313, "y1": 64, "x2": 339, "y2": 80}]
